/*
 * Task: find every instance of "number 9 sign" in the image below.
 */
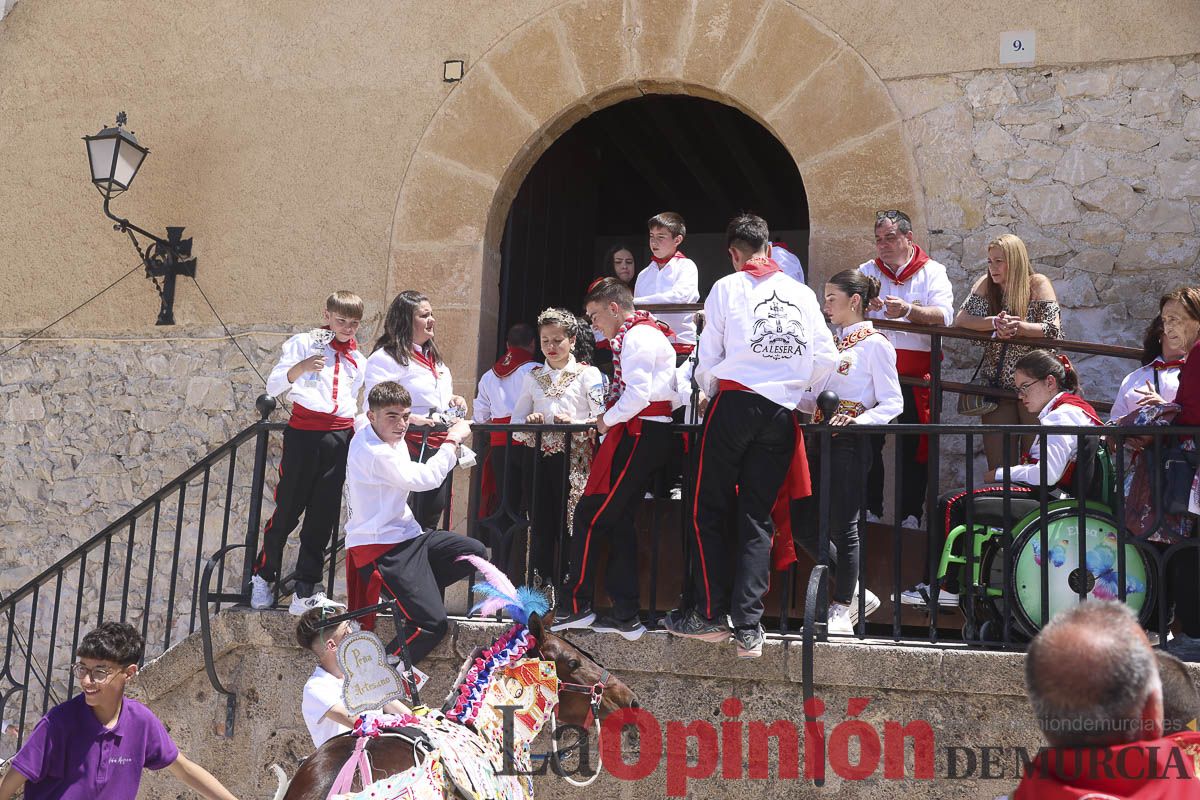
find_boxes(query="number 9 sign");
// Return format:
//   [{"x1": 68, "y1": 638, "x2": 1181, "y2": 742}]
[{"x1": 999, "y1": 30, "x2": 1036, "y2": 65}]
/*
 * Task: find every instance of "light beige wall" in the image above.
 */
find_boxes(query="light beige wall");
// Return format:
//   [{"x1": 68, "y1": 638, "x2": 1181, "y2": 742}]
[{"x1": 1, "y1": 0, "x2": 1197, "y2": 334}]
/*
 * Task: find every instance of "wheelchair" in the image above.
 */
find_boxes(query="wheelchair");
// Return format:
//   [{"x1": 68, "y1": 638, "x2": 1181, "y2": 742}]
[{"x1": 934, "y1": 435, "x2": 1157, "y2": 642}]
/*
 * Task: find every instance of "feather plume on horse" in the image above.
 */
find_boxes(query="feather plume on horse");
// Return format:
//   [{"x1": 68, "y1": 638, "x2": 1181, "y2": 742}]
[{"x1": 276, "y1": 554, "x2": 637, "y2": 800}]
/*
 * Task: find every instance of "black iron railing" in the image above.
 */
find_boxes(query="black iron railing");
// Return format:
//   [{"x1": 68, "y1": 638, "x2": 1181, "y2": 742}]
[{"x1": 1, "y1": 310, "x2": 1195, "y2": 758}]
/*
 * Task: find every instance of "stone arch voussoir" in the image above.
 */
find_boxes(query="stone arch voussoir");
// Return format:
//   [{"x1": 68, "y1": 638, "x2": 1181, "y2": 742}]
[{"x1": 389, "y1": 0, "x2": 921, "y2": 375}]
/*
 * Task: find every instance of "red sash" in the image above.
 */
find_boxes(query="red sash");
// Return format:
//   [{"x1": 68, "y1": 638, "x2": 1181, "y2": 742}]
[
  {"x1": 895, "y1": 349, "x2": 933, "y2": 463},
  {"x1": 717, "y1": 380, "x2": 807, "y2": 571},
  {"x1": 1013, "y1": 737, "x2": 1198, "y2": 798},
  {"x1": 345, "y1": 543, "x2": 393, "y2": 631},
  {"x1": 289, "y1": 402, "x2": 354, "y2": 431},
  {"x1": 874, "y1": 243, "x2": 931, "y2": 286},
  {"x1": 405, "y1": 427, "x2": 448, "y2": 457},
  {"x1": 583, "y1": 401, "x2": 673, "y2": 496},
  {"x1": 478, "y1": 416, "x2": 514, "y2": 520},
  {"x1": 673, "y1": 343, "x2": 695, "y2": 355}
]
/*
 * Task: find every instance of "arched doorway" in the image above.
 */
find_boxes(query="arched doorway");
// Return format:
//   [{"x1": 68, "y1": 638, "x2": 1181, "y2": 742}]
[{"x1": 496, "y1": 94, "x2": 809, "y2": 348}]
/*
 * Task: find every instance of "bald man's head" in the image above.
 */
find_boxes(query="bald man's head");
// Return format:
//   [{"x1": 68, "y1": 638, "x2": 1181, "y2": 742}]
[{"x1": 1026, "y1": 602, "x2": 1161, "y2": 747}]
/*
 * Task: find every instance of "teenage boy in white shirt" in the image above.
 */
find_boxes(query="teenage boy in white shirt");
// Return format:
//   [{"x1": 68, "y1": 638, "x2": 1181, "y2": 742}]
[{"x1": 343, "y1": 381, "x2": 487, "y2": 675}]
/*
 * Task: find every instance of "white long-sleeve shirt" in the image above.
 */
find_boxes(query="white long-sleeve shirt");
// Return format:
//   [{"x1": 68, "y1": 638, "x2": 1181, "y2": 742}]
[
  {"x1": 800, "y1": 322, "x2": 904, "y2": 426},
  {"x1": 858, "y1": 251, "x2": 954, "y2": 353},
  {"x1": 344, "y1": 423, "x2": 458, "y2": 549},
  {"x1": 998, "y1": 393, "x2": 1098, "y2": 486},
  {"x1": 473, "y1": 362, "x2": 537, "y2": 423},
  {"x1": 696, "y1": 270, "x2": 838, "y2": 410},
  {"x1": 266, "y1": 330, "x2": 365, "y2": 418},
  {"x1": 633, "y1": 253, "x2": 699, "y2": 345},
  {"x1": 1109, "y1": 357, "x2": 1182, "y2": 423},
  {"x1": 363, "y1": 348, "x2": 454, "y2": 415},
  {"x1": 606, "y1": 323, "x2": 679, "y2": 426},
  {"x1": 771, "y1": 243, "x2": 805, "y2": 285},
  {"x1": 511, "y1": 358, "x2": 606, "y2": 423}
]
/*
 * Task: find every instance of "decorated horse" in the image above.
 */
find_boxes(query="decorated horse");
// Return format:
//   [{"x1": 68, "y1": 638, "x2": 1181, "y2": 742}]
[{"x1": 275, "y1": 556, "x2": 638, "y2": 800}]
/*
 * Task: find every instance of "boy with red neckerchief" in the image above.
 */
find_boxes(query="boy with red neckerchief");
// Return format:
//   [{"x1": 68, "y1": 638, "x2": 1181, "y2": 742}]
[
  {"x1": 551, "y1": 278, "x2": 679, "y2": 641},
  {"x1": 667, "y1": 214, "x2": 837, "y2": 658},
  {"x1": 633, "y1": 211, "x2": 700, "y2": 358},
  {"x1": 249, "y1": 291, "x2": 365, "y2": 615},
  {"x1": 472, "y1": 323, "x2": 538, "y2": 526},
  {"x1": 859, "y1": 210, "x2": 955, "y2": 529}
]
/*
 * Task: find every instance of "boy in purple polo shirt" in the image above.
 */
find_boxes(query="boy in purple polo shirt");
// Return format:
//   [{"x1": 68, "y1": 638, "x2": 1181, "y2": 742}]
[{"x1": 0, "y1": 622, "x2": 239, "y2": 800}]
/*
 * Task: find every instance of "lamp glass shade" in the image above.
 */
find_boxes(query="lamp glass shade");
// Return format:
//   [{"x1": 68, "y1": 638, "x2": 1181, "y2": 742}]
[{"x1": 84, "y1": 124, "x2": 149, "y2": 197}]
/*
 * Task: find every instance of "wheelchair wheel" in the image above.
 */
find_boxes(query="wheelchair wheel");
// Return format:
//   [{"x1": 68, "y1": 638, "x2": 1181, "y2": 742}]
[
  {"x1": 1009, "y1": 507, "x2": 1156, "y2": 635},
  {"x1": 979, "y1": 506, "x2": 1156, "y2": 640}
]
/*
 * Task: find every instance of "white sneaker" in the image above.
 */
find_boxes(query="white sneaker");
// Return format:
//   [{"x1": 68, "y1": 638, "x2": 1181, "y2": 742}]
[
  {"x1": 397, "y1": 665, "x2": 430, "y2": 697},
  {"x1": 848, "y1": 589, "x2": 881, "y2": 625},
  {"x1": 827, "y1": 603, "x2": 854, "y2": 635},
  {"x1": 897, "y1": 582, "x2": 959, "y2": 607},
  {"x1": 901, "y1": 515, "x2": 922, "y2": 529},
  {"x1": 866, "y1": 512, "x2": 882, "y2": 524},
  {"x1": 249, "y1": 574, "x2": 273, "y2": 610},
  {"x1": 288, "y1": 591, "x2": 346, "y2": 617}
]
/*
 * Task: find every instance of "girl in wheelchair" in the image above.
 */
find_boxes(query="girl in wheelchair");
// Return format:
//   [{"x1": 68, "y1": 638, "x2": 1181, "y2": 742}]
[{"x1": 898, "y1": 349, "x2": 1107, "y2": 616}]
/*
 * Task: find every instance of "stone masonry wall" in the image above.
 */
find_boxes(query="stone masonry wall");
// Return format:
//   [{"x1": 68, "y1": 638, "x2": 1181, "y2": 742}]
[
  {"x1": 890, "y1": 55, "x2": 1200, "y2": 486},
  {"x1": 2, "y1": 54, "x2": 1199, "y2": 610}
]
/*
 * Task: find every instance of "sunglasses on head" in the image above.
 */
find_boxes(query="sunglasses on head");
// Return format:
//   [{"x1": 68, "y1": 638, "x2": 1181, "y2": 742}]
[{"x1": 876, "y1": 210, "x2": 911, "y2": 223}]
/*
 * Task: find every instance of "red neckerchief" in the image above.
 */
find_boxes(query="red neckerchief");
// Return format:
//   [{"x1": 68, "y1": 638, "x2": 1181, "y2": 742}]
[
  {"x1": 322, "y1": 326, "x2": 358, "y2": 367},
  {"x1": 1014, "y1": 737, "x2": 1198, "y2": 799},
  {"x1": 608, "y1": 311, "x2": 673, "y2": 409},
  {"x1": 874, "y1": 242, "x2": 931, "y2": 286},
  {"x1": 1155, "y1": 358, "x2": 1187, "y2": 370},
  {"x1": 740, "y1": 256, "x2": 782, "y2": 278},
  {"x1": 651, "y1": 250, "x2": 684, "y2": 267},
  {"x1": 409, "y1": 346, "x2": 439, "y2": 380},
  {"x1": 1049, "y1": 392, "x2": 1103, "y2": 426},
  {"x1": 492, "y1": 346, "x2": 535, "y2": 378}
]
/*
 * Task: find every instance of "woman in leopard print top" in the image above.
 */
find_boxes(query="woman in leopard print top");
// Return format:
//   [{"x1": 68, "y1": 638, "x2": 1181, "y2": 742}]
[{"x1": 954, "y1": 233, "x2": 1063, "y2": 470}]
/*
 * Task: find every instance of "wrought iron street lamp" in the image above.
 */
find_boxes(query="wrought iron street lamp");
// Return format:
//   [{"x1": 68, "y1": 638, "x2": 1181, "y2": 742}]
[{"x1": 84, "y1": 112, "x2": 197, "y2": 325}]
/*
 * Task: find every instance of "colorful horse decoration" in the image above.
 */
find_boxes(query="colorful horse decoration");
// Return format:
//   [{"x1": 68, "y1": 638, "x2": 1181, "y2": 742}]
[{"x1": 277, "y1": 555, "x2": 636, "y2": 800}]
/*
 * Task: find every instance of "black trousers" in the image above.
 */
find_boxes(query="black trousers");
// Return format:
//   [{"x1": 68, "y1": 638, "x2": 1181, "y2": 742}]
[
  {"x1": 253, "y1": 425, "x2": 351, "y2": 585},
  {"x1": 563, "y1": 420, "x2": 673, "y2": 620},
  {"x1": 408, "y1": 441, "x2": 454, "y2": 532},
  {"x1": 483, "y1": 442, "x2": 528, "y2": 545},
  {"x1": 792, "y1": 435, "x2": 869, "y2": 604},
  {"x1": 360, "y1": 530, "x2": 487, "y2": 664},
  {"x1": 691, "y1": 390, "x2": 795, "y2": 627},
  {"x1": 867, "y1": 383, "x2": 928, "y2": 521},
  {"x1": 526, "y1": 451, "x2": 568, "y2": 586}
]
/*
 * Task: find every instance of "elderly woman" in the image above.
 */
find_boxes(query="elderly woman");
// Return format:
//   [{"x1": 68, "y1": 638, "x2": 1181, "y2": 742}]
[
  {"x1": 510, "y1": 308, "x2": 606, "y2": 586},
  {"x1": 954, "y1": 233, "x2": 1062, "y2": 470}
]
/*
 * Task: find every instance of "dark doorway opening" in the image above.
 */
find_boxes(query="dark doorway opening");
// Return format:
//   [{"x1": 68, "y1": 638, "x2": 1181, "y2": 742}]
[{"x1": 495, "y1": 94, "x2": 809, "y2": 355}]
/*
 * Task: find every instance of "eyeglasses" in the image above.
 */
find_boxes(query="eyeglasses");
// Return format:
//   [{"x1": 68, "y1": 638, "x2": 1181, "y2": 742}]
[
  {"x1": 1015, "y1": 379, "x2": 1043, "y2": 398},
  {"x1": 876, "y1": 210, "x2": 911, "y2": 223},
  {"x1": 69, "y1": 663, "x2": 127, "y2": 683}
]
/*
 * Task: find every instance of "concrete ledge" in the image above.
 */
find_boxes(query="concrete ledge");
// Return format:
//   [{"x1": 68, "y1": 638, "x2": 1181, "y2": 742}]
[{"x1": 128, "y1": 608, "x2": 1059, "y2": 799}]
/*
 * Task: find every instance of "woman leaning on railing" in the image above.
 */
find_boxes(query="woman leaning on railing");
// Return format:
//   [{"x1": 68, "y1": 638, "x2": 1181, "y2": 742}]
[{"x1": 953, "y1": 233, "x2": 1063, "y2": 471}]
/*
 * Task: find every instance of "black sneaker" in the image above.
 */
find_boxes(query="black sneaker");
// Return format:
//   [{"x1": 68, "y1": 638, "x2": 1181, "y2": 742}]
[
  {"x1": 733, "y1": 624, "x2": 764, "y2": 659},
  {"x1": 665, "y1": 609, "x2": 730, "y2": 642},
  {"x1": 592, "y1": 614, "x2": 647, "y2": 642},
  {"x1": 550, "y1": 608, "x2": 595, "y2": 632}
]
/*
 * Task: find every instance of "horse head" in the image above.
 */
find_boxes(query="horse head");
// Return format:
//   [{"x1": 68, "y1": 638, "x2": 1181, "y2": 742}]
[{"x1": 527, "y1": 611, "x2": 639, "y2": 727}]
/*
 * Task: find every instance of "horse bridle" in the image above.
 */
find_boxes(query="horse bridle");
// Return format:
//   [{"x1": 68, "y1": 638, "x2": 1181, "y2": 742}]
[{"x1": 546, "y1": 647, "x2": 611, "y2": 788}]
